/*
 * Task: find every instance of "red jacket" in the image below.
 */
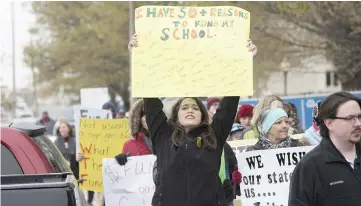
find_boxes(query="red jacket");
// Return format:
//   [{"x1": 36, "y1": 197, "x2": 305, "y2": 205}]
[{"x1": 122, "y1": 132, "x2": 151, "y2": 156}]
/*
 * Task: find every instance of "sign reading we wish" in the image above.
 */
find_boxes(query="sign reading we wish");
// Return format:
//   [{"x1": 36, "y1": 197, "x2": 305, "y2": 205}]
[
  {"x1": 132, "y1": 6, "x2": 253, "y2": 98},
  {"x1": 79, "y1": 118, "x2": 129, "y2": 192},
  {"x1": 102, "y1": 155, "x2": 156, "y2": 206},
  {"x1": 236, "y1": 146, "x2": 315, "y2": 206}
]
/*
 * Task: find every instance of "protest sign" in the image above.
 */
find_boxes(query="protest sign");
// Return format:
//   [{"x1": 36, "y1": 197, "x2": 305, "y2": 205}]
[
  {"x1": 79, "y1": 118, "x2": 129, "y2": 192},
  {"x1": 236, "y1": 146, "x2": 315, "y2": 206},
  {"x1": 80, "y1": 87, "x2": 110, "y2": 109},
  {"x1": 228, "y1": 139, "x2": 258, "y2": 153},
  {"x1": 102, "y1": 155, "x2": 156, "y2": 206},
  {"x1": 74, "y1": 106, "x2": 112, "y2": 152},
  {"x1": 132, "y1": 6, "x2": 253, "y2": 97}
]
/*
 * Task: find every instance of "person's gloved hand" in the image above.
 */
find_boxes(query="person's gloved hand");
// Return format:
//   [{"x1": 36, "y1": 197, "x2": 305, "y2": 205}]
[
  {"x1": 232, "y1": 164, "x2": 242, "y2": 185},
  {"x1": 128, "y1": 33, "x2": 138, "y2": 52},
  {"x1": 114, "y1": 152, "x2": 131, "y2": 165},
  {"x1": 247, "y1": 39, "x2": 257, "y2": 57},
  {"x1": 223, "y1": 179, "x2": 234, "y2": 201},
  {"x1": 76, "y1": 153, "x2": 85, "y2": 162}
]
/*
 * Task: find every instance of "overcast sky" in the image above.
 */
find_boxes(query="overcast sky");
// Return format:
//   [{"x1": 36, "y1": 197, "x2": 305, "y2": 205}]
[{"x1": 1, "y1": 1, "x2": 35, "y2": 90}]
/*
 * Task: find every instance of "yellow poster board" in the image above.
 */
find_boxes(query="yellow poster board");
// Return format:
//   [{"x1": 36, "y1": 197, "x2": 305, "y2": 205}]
[
  {"x1": 79, "y1": 118, "x2": 129, "y2": 192},
  {"x1": 132, "y1": 6, "x2": 253, "y2": 97}
]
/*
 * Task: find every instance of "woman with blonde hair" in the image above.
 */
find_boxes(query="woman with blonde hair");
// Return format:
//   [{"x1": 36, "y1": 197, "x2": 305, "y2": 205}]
[
  {"x1": 283, "y1": 102, "x2": 303, "y2": 135},
  {"x1": 243, "y1": 95, "x2": 284, "y2": 140}
]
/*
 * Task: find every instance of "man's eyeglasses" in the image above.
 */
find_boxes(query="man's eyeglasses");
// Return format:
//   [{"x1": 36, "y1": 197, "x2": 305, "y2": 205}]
[{"x1": 332, "y1": 114, "x2": 361, "y2": 124}]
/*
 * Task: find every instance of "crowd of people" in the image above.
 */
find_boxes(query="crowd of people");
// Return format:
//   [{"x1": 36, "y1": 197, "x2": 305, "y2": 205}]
[
  {"x1": 37, "y1": 90, "x2": 360, "y2": 206},
  {"x1": 34, "y1": 36, "x2": 361, "y2": 206}
]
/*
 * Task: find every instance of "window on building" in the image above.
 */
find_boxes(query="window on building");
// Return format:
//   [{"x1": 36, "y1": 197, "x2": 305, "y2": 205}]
[
  {"x1": 334, "y1": 73, "x2": 339, "y2": 86},
  {"x1": 326, "y1": 71, "x2": 332, "y2": 86}
]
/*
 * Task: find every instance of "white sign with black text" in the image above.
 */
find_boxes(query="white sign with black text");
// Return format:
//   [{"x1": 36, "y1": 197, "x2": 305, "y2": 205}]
[
  {"x1": 102, "y1": 155, "x2": 156, "y2": 206},
  {"x1": 236, "y1": 146, "x2": 315, "y2": 206}
]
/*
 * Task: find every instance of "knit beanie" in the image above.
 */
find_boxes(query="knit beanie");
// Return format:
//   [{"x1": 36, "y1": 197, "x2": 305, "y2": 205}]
[
  {"x1": 102, "y1": 101, "x2": 117, "y2": 118},
  {"x1": 207, "y1": 97, "x2": 221, "y2": 110},
  {"x1": 237, "y1": 104, "x2": 254, "y2": 119}
]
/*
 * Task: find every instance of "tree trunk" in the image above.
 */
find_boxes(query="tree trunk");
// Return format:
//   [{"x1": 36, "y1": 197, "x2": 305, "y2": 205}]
[{"x1": 341, "y1": 70, "x2": 361, "y2": 91}]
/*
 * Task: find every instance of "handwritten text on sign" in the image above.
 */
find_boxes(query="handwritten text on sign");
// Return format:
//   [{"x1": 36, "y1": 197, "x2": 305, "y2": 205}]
[
  {"x1": 236, "y1": 146, "x2": 315, "y2": 206},
  {"x1": 74, "y1": 106, "x2": 111, "y2": 153},
  {"x1": 102, "y1": 155, "x2": 156, "y2": 206},
  {"x1": 79, "y1": 118, "x2": 129, "y2": 192},
  {"x1": 132, "y1": 6, "x2": 253, "y2": 97}
]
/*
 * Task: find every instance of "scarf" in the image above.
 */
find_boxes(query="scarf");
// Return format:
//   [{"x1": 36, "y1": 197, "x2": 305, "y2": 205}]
[
  {"x1": 258, "y1": 135, "x2": 292, "y2": 150},
  {"x1": 219, "y1": 149, "x2": 234, "y2": 206},
  {"x1": 219, "y1": 149, "x2": 227, "y2": 183}
]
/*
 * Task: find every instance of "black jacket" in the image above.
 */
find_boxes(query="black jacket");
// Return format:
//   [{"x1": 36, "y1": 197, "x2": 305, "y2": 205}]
[
  {"x1": 144, "y1": 97, "x2": 239, "y2": 206},
  {"x1": 223, "y1": 142, "x2": 241, "y2": 197},
  {"x1": 54, "y1": 136, "x2": 79, "y2": 179},
  {"x1": 288, "y1": 138, "x2": 361, "y2": 206}
]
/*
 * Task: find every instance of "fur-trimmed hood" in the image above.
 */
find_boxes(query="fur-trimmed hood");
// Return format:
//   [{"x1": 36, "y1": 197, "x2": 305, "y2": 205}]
[{"x1": 129, "y1": 99, "x2": 145, "y2": 137}]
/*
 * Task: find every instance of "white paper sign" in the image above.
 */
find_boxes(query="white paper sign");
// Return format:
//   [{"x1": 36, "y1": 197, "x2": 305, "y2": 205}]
[
  {"x1": 74, "y1": 106, "x2": 111, "y2": 152},
  {"x1": 236, "y1": 146, "x2": 315, "y2": 206},
  {"x1": 102, "y1": 155, "x2": 157, "y2": 206},
  {"x1": 228, "y1": 139, "x2": 258, "y2": 154},
  {"x1": 80, "y1": 87, "x2": 110, "y2": 109}
]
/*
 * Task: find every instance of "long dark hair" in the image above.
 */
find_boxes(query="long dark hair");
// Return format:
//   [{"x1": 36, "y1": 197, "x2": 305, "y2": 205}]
[
  {"x1": 168, "y1": 97, "x2": 217, "y2": 150},
  {"x1": 56, "y1": 121, "x2": 75, "y2": 137}
]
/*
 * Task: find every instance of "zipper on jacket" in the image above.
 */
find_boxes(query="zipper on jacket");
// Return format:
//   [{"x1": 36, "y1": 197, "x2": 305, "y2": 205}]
[{"x1": 185, "y1": 144, "x2": 191, "y2": 205}]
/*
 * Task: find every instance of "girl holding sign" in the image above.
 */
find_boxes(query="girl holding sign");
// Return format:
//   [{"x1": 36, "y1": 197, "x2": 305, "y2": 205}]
[
  {"x1": 129, "y1": 34, "x2": 256, "y2": 206},
  {"x1": 144, "y1": 97, "x2": 239, "y2": 206}
]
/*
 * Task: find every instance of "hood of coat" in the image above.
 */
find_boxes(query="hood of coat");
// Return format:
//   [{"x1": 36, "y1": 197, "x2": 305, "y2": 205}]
[{"x1": 129, "y1": 99, "x2": 146, "y2": 137}]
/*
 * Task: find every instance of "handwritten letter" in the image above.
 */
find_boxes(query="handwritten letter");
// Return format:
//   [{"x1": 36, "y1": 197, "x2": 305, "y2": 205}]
[
  {"x1": 73, "y1": 106, "x2": 111, "y2": 153},
  {"x1": 132, "y1": 6, "x2": 253, "y2": 97},
  {"x1": 102, "y1": 156, "x2": 157, "y2": 206},
  {"x1": 79, "y1": 118, "x2": 129, "y2": 192}
]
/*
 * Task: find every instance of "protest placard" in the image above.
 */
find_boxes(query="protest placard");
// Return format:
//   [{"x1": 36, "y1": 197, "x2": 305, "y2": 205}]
[
  {"x1": 102, "y1": 155, "x2": 156, "y2": 206},
  {"x1": 74, "y1": 106, "x2": 112, "y2": 152},
  {"x1": 79, "y1": 118, "x2": 129, "y2": 192},
  {"x1": 132, "y1": 6, "x2": 253, "y2": 97},
  {"x1": 236, "y1": 146, "x2": 315, "y2": 206},
  {"x1": 80, "y1": 87, "x2": 110, "y2": 109},
  {"x1": 228, "y1": 139, "x2": 258, "y2": 153}
]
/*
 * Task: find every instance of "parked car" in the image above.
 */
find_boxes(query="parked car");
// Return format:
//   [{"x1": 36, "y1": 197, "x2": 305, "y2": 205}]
[
  {"x1": 2, "y1": 173, "x2": 81, "y2": 206},
  {"x1": 1, "y1": 123, "x2": 86, "y2": 206}
]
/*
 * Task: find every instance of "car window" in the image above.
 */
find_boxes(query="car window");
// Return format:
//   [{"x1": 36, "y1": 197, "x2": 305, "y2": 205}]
[
  {"x1": 1, "y1": 144, "x2": 24, "y2": 175},
  {"x1": 31, "y1": 135, "x2": 71, "y2": 173}
]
